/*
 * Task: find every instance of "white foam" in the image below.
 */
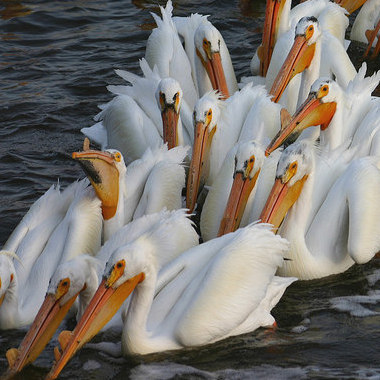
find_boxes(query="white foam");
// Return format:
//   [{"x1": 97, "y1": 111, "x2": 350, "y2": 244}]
[
  {"x1": 86, "y1": 341, "x2": 122, "y2": 357},
  {"x1": 291, "y1": 318, "x2": 310, "y2": 334},
  {"x1": 82, "y1": 360, "x2": 101, "y2": 371},
  {"x1": 130, "y1": 362, "x2": 309, "y2": 380},
  {"x1": 367, "y1": 269, "x2": 380, "y2": 287},
  {"x1": 330, "y1": 290, "x2": 380, "y2": 317}
]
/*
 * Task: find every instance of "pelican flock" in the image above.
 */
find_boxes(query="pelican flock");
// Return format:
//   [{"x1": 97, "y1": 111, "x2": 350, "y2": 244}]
[{"x1": 1, "y1": 0, "x2": 379, "y2": 378}]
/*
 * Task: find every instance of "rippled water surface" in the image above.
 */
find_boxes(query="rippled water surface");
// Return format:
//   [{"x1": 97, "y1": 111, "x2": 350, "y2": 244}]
[{"x1": 0, "y1": 0, "x2": 379, "y2": 379}]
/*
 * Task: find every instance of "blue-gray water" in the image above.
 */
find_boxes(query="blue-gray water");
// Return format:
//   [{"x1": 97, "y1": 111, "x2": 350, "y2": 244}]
[{"x1": 0, "y1": 1, "x2": 379, "y2": 379}]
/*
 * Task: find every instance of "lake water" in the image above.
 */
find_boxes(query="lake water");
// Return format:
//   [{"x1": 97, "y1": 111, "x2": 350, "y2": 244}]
[{"x1": 0, "y1": 0, "x2": 379, "y2": 379}]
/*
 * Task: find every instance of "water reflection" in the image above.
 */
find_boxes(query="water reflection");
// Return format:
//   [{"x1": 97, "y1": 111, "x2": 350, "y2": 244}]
[{"x1": 0, "y1": 0, "x2": 31, "y2": 20}]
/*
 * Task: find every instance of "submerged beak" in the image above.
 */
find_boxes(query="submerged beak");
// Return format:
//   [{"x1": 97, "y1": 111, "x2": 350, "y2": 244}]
[
  {"x1": 258, "y1": 0, "x2": 287, "y2": 77},
  {"x1": 72, "y1": 149, "x2": 119, "y2": 220},
  {"x1": 260, "y1": 175, "x2": 308, "y2": 230},
  {"x1": 197, "y1": 48, "x2": 230, "y2": 99},
  {"x1": 162, "y1": 106, "x2": 180, "y2": 150},
  {"x1": 46, "y1": 273, "x2": 144, "y2": 380},
  {"x1": 186, "y1": 121, "x2": 216, "y2": 213},
  {"x1": 269, "y1": 35, "x2": 315, "y2": 103},
  {"x1": 6, "y1": 289, "x2": 82, "y2": 375},
  {"x1": 217, "y1": 169, "x2": 261, "y2": 236},
  {"x1": 265, "y1": 93, "x2": 336, "y2": 156},
  {"x1": 334, "y1": 0, "x2": 367, "y2": 14}
]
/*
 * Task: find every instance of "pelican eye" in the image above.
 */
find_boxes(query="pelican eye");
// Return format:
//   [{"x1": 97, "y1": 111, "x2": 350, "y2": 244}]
[
  {"x1": 173, "y1": 92, "x2": 178, "y2": 101},
  {"x1": 203, "y1": 38, "x2": 208, "y2": 47},
  {"x1": 208, "y1": 110, "x2": 212, "y2": 116},
  {"x1": 305, "y1": 24, "x2": 314, "y2": 40},
  {"x1": 56, "y1": 277, "x2": 71, "y2": 299},
  {"x1": 116, "y1": 262, "x2": 123, "y2": 269},
  {"x1": 322, "y1": 86, "x2": 328, "y2": 92},
  {"x1": 113, "y1": 152, "x2": 121, "y2": 162},
  {"x1": 250, "y1": 157, "x2": 254, "y2": 163}
]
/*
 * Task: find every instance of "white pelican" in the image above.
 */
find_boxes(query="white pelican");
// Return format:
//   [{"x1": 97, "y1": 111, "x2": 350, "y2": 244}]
[
  {"x1": 200, "y1": 140, "x2": 265, "y2": 240},
  {"x1": 266, "y1": 68, "x2": 380, "y2": 156},
  {"x1": 45, "y1": 223, "x2": 296, "y2": 379},
  {"x1": 146, "y1": 1, "x2": 237, "y2": 100},
  {"x1": 350, "y1": 0, "x2": 380, "y2": 58},
  {"x1": 267, "y1": 14, "x2": 356, "y2": 113},
  {"x1": 0, "y1": 180, "x2": 102, "y2": 330},
  {"x1": 72, "y1": 142, "x2": 188, "y2": 241},
  {"x1": 82, "y1": 72, "x2": 192, "y2": 163},
  {"x1": 251, "y1": 0, "x2": 349, "y2": 81},
  {"x1": 260, "y1": 140, "x2": 380, "y2": 280},
  {"x1": 5, "y1": 209, "x2": 199, "y2": 375},
  {"x1": 145, "y1": 1, "x2": 197, "y2": 108},
  {"x1": 186, "y1": 84, "x2": 264, "y2": 212}
]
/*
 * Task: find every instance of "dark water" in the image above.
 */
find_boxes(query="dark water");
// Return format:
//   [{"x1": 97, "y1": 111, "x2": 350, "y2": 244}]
[{"x1": 0, "y1": 0, "x2": 379, "y2": 379}]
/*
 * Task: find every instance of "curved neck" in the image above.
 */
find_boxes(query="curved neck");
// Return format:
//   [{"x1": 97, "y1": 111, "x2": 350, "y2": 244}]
[
  {"x1": 103, "y1": 172, "x2": 128, "y2": 242},
  {"x1": 0, "y1": 276, "x2": 19, "y2": 329},
  {"x1": 319, "y1": 100, "x2": 345, "y2": 151},
  {"x1": 122, "y1": 269, "x2": 157, "y2": 354},
  {"x1": 77, "y1": 267, "x2": 100, "y2": 320}
]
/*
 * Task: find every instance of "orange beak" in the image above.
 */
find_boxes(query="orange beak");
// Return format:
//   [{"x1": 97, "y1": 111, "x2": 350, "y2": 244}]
[
  {"x1": 258, "y1": 0, "x2": 287, "y2": 77},
  {"x1": 186, "y1": 121, "x2": 216, "y2": 213},
  {"x1": 46, "y1": 273, "x2": 144, "y2": 380},
  {"x1": 197, "y1": 48, "x2": 230, "y2": 99},
  {"x1": 162, "y1": 107, "x2": 180, "y2": 150},
  {"x1": 260, "y1": 176, "x2": 308, "y2": 230},
  {"x1": 0, "y1": 292, "x2": 5, "y2": 308},
  {"x1": 72, "y1": 150, "x2": 119, "y2": 220},
  {"x1": 5, "y1": 290, "x2": 82, "y2": 375},
  {"x1": 363, "y1": 18, "x2": 380, "y2": 59},
  {"x1": 217, "y1": 169, "x2": 260, "y2": 236},
  {"x1": 334, "y1": 0, "x2": 367, "y2": 14},
  {"x1": 265, "y1": 93, "x2": 337, "y2": 156},
  {"x1": 269, "y1": 35, "x2": 316, "y2": 103}
]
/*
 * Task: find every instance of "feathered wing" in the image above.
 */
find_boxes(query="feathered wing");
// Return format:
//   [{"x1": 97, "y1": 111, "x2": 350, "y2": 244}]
[
  {"x1": 145, "y1": 1, "x2": 197, "y2": 109},
  {"x1": 101, "y1": 95, "x2": 162, "y2": 163},
  {"x1": 111, "y1": 59, "x2": 163, "y2": 135},
  {"x1": 172, "y1": 224, "x2": 290, "y2": 347},
  {"x1": 305, "y1": 157, "x2": 380, "y2": 266},
  {"x1": 173, "y1": 13, "x2": 208, "y2": 93},
  {"x1": 343, "y1": 64, "x2": 380, "y2": 143},
  {"x1": 18, "y1": 183, "x2": 102, "y2": 325},
  {"x1": 200, "y1": 145, "x2": 237, "y2": 241},
  {"x1": 133, "y1": 159, "x2": 186, "y2": 220},
  {"x1": 148, "y1": 231, "x2": 240, "y2": 332},
  {"x1": 320, "y1": 32, "x2": 356, "y2": 89}
]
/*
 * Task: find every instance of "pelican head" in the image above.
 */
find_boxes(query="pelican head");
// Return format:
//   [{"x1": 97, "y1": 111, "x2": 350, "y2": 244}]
[
  {"x1": 186, "y1": 92, "x2": 221, "y2": 213},
  {"x1": 195, "y1": 23, "x2": 230, "y2": 98},
  {"x1": 46, "y1": 243, "x2": 147, "y2": 380},
  {"x1": 6, "y1": 255, "x2": 99, "y2": 375},
  {"x1": 156, "y1": 78, "x2": 182, "y2": 150},
  {"x1": 218, "y1": 141, "x2": 265, "y2": 236},
  {"x1": 266, "y1": 78, "x2": 339, "y2": 156},
  {"x1": 261, "y1": 140, "x2": 313, "y2": 230},
  {"x1": 72, "y1": 140, "x2": 126, "y2": 220},
  {"x1": 269, "y1": 16, "x2": 321, "y2": 103}
]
